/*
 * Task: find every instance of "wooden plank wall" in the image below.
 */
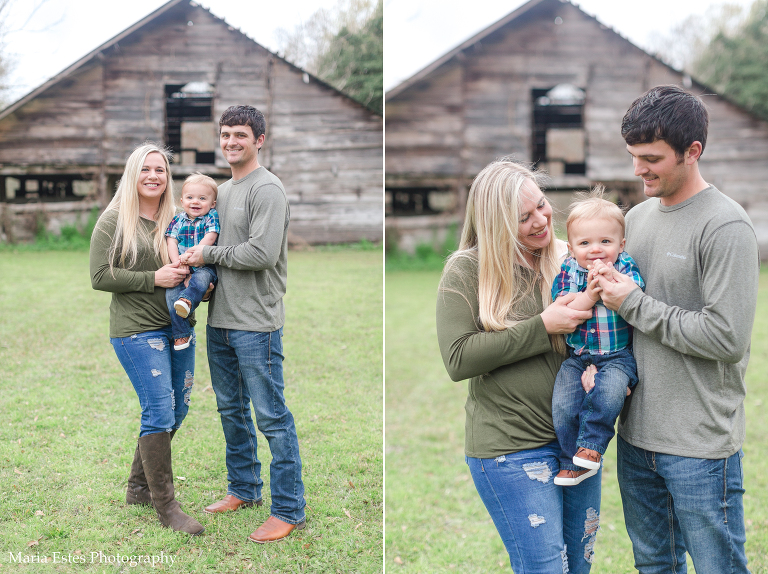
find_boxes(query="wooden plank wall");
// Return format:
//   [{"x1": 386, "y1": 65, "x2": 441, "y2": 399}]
[
  {"x1": 0, "y1": 1, "x2": 383, "y2": 245},
  {"x1": 268, "y1": 62, "x2": 382, "y2": 243},
  {"x1": 385, "y1": 0, "x2": 768, "y2": 256},
  {"x1": 0, "y1": 65, "x2": 105, "y2": 171}
]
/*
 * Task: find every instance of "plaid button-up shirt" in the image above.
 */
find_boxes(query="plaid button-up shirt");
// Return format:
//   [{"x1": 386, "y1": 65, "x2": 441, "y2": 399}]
[
  {"x1": 165, "y1": 209, "x2": 220, "y2": 255},
  {"x1": 551, "y1": 251, "x2": 645, "y2": 355}
]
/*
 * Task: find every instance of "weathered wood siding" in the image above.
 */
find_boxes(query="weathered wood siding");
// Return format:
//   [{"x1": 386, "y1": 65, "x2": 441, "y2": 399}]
[
  {"x1": 0, "y1": 64, "x2": 105, "y2": 170},
  {"x1": 385, "y1": 0, "x2": 768, "y2": 257},
  {"x1": 0, "y1": 0, "x2": 382, "y2": 245},
  {"x1": 268, "y1": 59, "x2": 382, "y2": 243}
]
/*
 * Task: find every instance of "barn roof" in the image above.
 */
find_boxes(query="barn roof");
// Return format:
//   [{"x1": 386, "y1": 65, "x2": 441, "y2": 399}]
[
  {"x1": 0, "y1": 0, "x2": 380, "y2": 120},
  {"x1": 386, "y1": 0, "x2": 691, "y2": 100}
]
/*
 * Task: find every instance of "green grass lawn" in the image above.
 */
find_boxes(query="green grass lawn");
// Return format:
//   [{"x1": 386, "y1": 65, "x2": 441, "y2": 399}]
[
  {"x1": 0, "y1": 248, "x2": 382, "y2": 573},
  {"x1": 385, "y1": 268, "x2": 768, "y2": 573}
]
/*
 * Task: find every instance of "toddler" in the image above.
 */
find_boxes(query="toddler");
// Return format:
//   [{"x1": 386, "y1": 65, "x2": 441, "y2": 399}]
[
  {"x1": 551, "y1": 188, "x2": 645, "y2": 486},
  {"x1": 165, "y1": 173, "x2": 220, "y2": 350}
]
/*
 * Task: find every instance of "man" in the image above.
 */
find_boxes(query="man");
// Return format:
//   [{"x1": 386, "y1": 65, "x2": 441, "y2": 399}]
[
  {"x1": 182, "y1": 105, "x2": 306, "y2": 543},
  {"x1": 594, "y1": 85, "x2": 758, "y2": 573}
]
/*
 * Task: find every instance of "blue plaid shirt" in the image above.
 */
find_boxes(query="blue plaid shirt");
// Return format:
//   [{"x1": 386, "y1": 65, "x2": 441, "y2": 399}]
[
  {"x1": 551, "y1": 251, "x2": 645, "y2": 355},
  {"x1": 165, "y1": 208, "x2": 220, "y2": 255}
]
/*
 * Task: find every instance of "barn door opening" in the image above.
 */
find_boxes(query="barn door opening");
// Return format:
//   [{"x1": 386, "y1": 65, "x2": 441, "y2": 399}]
[
  {"x1": 532, "y1": 84, "x2": 586, "y2": 176},
  {"x1": 165, "y1": 82, "x2": 215, "y2": 165}
]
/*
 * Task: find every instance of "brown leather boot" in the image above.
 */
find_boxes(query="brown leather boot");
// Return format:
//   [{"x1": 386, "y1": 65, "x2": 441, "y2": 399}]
[
  {"x1": 248, "y1": 516, "x2": 306, "y2": 543},
  {"x1": 138, "y1": 431, "x2": 204, "y2": 535},
  {"x1": 126, "y1": 430, "x2": 176, "y2": 506}
]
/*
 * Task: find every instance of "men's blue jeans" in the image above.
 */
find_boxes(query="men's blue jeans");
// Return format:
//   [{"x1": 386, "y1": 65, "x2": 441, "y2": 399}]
[
  {"x1": 552, "y1": 348, "x2": 637, "y2": 471},
  {"x1": 467, "y1": 442, "x2": 602, "y2": 574},
  {"x1": 110, "y1": 326, "x2": 196, "y2": 436},
  {"x1": 617, "y1": 435, "x2": 749, "y2": 574},
  {"x1": 207, "y1": 326, "x2": 306, "y2": 524},
  {"x1": 165, "y1": 265, "x2": 217, "y2": 340}
]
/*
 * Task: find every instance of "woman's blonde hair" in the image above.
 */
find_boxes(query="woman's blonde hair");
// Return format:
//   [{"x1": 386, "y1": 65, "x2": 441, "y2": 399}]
[
  {"x1": 101, "y1": 143, "x2": 176, "y2": 273},
  {"x1": 442, "y1": 158, "x2": 565, "y2": 353}
]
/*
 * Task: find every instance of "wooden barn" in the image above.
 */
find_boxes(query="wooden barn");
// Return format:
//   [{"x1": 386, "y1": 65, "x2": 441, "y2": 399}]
[
  {"x1": 385, "y1": 0, "x2": 768, "y2": 258},
  {"x1": 0, "y1": 0, "x2": 383, "y2": 245}
]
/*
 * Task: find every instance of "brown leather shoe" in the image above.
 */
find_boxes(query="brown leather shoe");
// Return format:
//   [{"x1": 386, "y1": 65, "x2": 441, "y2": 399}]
[
  {"x1": 553, "y1": 467, "x2": 597, "y2": 486},
  {"x1": 174, "y1": 298, "x2": 192, "y2": 318},
  {"x1": 248, "y1": 516, "x2": 306, "y2": 543},
  {"x1": 173, "y1": 335, "x2": 192, "y2": 351},
  {"x1": 573, "y1": 447, "x2": 602, "y2": 470},
  {"x1": 204, "y1": 494, "x2": 262, "y2": 514}
]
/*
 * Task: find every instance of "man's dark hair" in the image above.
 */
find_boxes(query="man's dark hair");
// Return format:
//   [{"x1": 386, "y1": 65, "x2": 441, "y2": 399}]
[
  {"x1": 621, "y1": 85, "x2": 709, "y2": 159},
  {"x1": 219, "y1": 105, "x2": 266, "y2": 140}
]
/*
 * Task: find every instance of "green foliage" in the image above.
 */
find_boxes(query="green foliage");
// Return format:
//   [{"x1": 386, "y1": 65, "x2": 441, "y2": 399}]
[
  {"x1": 276, "y1": 0, "x2": 382, "y2": 113},
  {"x1": 385, "y1": 267, "x2": 768, "y2": 572},
  {"x1": 691, "y1": 0, "x2": 768, "y2": 120},
  {"x1": 0, "y1": 249, "x2": 383, "y2": 573},
  {"x1": 316, "y1": 0, "x2": 382, "y2": 113},
  {"x1": 1, "y1": 207, "x2": 99, "y2": 252},
  {"x1": 346, "y1": 238, "x2": 380, "y2": 251},
  {"x1": 385, "y1": 223, "x2": 459, "y2": 272}
]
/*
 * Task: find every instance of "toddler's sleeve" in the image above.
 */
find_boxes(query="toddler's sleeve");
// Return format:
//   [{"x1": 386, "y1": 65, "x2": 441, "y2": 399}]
[
  {"x1": 551, "y1": 258, "x2": 575, "y2": 300},
  {"x1": 165, "y1": 215, "x2": 179, "y2": 238},
  {"x1": 206, "y1": 209, "x2": 221, "y2": 234}
]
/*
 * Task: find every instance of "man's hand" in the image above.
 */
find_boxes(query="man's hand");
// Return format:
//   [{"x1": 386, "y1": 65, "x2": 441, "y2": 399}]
[
  {"x1": 181, "y1": 244, "x2": 205, "y2": 267},
  {"x1": 595, "y1": 270, "x2": 639, "y2": 311}
]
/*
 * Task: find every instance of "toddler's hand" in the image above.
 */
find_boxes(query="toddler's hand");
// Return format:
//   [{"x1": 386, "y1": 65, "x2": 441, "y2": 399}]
[
  {"x1": 592, "y1": 259, "x2": 617, "y2": 283},
  {"x1": 585, "y1": 267, "x2": 602, "y2": 301}
]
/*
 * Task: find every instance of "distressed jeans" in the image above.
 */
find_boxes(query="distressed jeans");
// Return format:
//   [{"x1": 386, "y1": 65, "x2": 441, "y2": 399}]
[
  {"x1": 552, "y1": 349, "x2": 637, "y2": 471},
  {"x1": 467, "y1": 442, "x2": 602, "y2": 574},
  {"x1": 165, "y1": 265, "x2": 217, "y2": 341},
  {"x1": 617, "y1": 435, "x2": 749, "y2": 574},
  {"x1": 111, "y1": 326, "x2": 196, "y2": 436},
  {"x1": 207, "y1": 326, "x2": 306, "y2": 524}
]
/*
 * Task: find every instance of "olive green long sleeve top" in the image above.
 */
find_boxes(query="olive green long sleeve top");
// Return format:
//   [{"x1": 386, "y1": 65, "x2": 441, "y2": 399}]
[
  {"x1": 436, "y1": 255, "x2": 564, "y2": 458},
  {"x1": 90, "y1": 210, "x2": 193, "y2": 338}
]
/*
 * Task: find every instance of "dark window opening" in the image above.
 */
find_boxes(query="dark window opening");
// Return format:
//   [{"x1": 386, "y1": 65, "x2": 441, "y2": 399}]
[
  {"x1": 165, "y1": 83, "x2": 215, "y2": 165},
  {"x1": 532, "y1": 86, "x2": 586, "y2": 175},
  {"x1": 2, "y1": 175, "x2": 96, "y2": 203},
  {"x1": 387, "y1": 187, "x2": 456, "y2": 216}
]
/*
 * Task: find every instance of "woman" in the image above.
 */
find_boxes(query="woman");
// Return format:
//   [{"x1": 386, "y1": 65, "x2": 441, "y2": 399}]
[
  {"x1": 436, "y1": 159, "x2": 599, "y2": 572},
  {"x1": 90, "y1": 143, "x2": 203, "y2": 535}
]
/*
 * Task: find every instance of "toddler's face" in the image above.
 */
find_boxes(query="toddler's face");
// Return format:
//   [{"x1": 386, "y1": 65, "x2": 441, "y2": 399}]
[
  {"x1": 181, "y1": 183, "x2": 216, "y2": 218},
  {"x1": 567, "y1": 216, "x2": 625, "y2": 269}
]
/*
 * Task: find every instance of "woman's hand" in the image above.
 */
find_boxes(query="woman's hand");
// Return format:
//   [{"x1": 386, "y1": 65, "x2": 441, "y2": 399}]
[
  {"x1": 581, "y1": 364, "x2": 631, "y2": 396},
  {"x1": 581, "y1": 364, "x2": 598, "y2": 393},
  {"x1": 541, "y1": 293, "x2": 593, "y2": 334},
  {"x1": 154, "y1": 261, "x2": 190, "y2": 288}
]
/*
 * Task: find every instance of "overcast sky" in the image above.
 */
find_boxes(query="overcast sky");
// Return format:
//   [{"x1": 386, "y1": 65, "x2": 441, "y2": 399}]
[
  {"x1": 1, "y1": 0, "x2": 758, "y2": 104},
  {"x1": 1, "y1": 0, "x2": 341, "y2": 103},
  {"x1": 384, "y1": 0, "x2": 757, "y2": 91}
]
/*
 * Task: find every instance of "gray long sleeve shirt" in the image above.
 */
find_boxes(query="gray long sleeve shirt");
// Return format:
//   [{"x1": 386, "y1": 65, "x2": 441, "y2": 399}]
[
  {"x1": 202, "y1": 166, "x2": 289, "y2": 332},
  {"x1": 617, "y1": 185, "x2": 759, "y2": 459}
]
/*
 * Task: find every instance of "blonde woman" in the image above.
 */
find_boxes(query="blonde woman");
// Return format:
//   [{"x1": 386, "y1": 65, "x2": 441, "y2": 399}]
[
  {"x1": 436, "y1": 159, "x2": 600, "y2": 572},
  {"x1": 90, "y1": 143, "x2": 203, "y2": 535}
]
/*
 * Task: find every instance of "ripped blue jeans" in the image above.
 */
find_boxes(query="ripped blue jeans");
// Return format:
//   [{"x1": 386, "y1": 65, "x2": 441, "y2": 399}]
[
  {"x1": 467, "y1": 441, "x2": 602, "y2": 574},
  {"x1": 111, "y1": 326, "x2": 196, "y2": 437}
]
